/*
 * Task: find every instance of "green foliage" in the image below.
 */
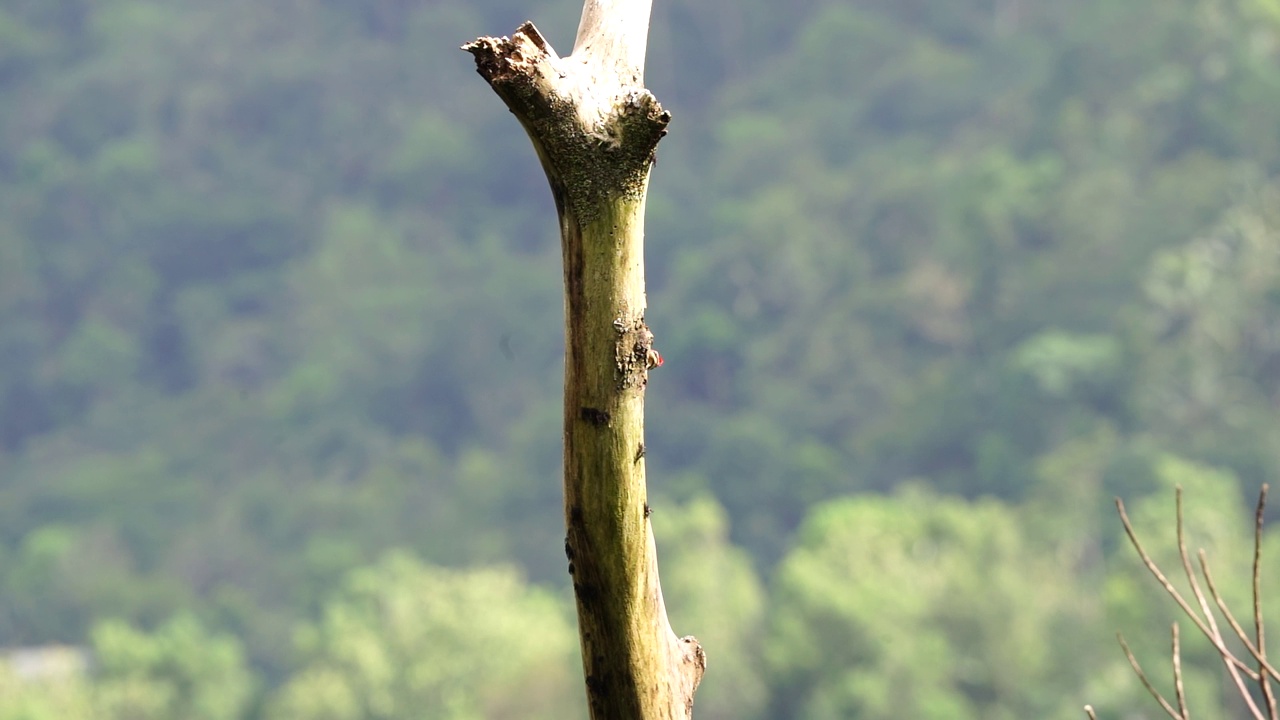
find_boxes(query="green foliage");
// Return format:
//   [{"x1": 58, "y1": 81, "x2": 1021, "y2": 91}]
[
  {"x1": 91, "y1": 615, "x2": 253, "y2": 720},
  {"x1": 765, "y1": 487, "x2": 1083, "y2": 720},
  {"x1": 1013, "y1": 330, "x2": 1121, "y2": 399},
  {"x1": 0, "y1": 616, "x2": 251, "y2": 720},
  {"x1": 264, "y1": 552, "x2": 583, "y2": 720},
  {"x1": 0, "y1": 652, "x2": 94, "y2": 720},
  {"x1": 2, "y1": 0, "x2": 1280, "y2": 717},
  {"x1": 1132, "y1": 184, "x2": 1280, "y2": 477}
]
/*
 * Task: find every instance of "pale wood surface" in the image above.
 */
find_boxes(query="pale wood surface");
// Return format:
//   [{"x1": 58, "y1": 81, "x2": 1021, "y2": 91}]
[{"x1": 464, "y1": 4, "x2": 704, "y2": 717}]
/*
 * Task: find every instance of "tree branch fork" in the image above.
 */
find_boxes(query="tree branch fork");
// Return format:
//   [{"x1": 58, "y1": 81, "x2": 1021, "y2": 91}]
[
  {"x1": 1089, "y1": 485, "x2": 1278, "y2": 720},
  {"x1": 463, "y1": 21, "x2": 670, "y2": 221},
  {"x1": 464, "y1": 4, "x2": 701, "y2": 718}
]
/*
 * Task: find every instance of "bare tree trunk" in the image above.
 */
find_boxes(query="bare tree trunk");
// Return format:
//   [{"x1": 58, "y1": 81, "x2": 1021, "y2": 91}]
[{"x1": 463, "y1": 1, "x2": 705, "y2": 717}]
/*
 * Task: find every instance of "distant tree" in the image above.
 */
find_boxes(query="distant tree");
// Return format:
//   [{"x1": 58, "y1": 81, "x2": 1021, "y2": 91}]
[
  {"x1": 0, "y1": 651, "x2": 93, "y2": 720},
  {"x1": 766, "y1": 487, "x2": 1083, "y2": 720},
  {"x1": 266, "y1": 552, "x2": 582, "y2": 720},
  {"x1": 0, "y1": 614, "x2": 250, "y2": 720},
  {"x1": 463, "y1": 0, "x2": 704, "y2": 717},
  {"x1": 91, "y1": 614, "x2": 252, "y2": 720}
]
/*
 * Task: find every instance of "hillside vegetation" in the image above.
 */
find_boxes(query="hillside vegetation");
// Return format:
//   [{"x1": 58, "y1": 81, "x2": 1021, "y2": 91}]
[{"x1": 3, "y1": 0, "x2": 1280, "y2": 717}]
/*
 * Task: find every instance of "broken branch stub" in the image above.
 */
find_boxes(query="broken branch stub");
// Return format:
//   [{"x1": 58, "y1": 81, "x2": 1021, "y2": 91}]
[{"x1": 463, "y1": 22, "x2": 670, "y2": 223}]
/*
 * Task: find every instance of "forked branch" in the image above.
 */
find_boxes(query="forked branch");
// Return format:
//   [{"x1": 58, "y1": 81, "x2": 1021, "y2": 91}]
[
  {"x1": 1089, "y1": 485, "x2": 1276, "y2": 720},
  {"x1": 463, "y1": 1, "x2": 701, "y2": 717}
]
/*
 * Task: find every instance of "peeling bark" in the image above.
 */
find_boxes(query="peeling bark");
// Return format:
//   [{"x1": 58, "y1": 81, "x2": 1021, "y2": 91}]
[{"x1": 464, "y1": 3, "x2": 704, "y2": 718}]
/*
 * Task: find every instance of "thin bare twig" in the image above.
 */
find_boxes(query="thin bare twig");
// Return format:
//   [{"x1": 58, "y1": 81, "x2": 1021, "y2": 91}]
[
  {"x1": 1200, "y1": 551, "x2": 1271, "y2": 681},
  {"x1": 1177, "y1": 486, "x2": 1249, "y2": 671},
  {"x1": 1119, "y1": 632, "x2": 1186, "y2": 719},
  {"x1": 1115, "y1": 489, "x2": 1273, "y2": 720},
  {"x1": 1254, "y1": 485, "x2": 1277, "y2": 720},
  {"x1": 1173, "y1": 490, "x2": 1267, "y2": 718},
  {"x1": 1117, "y1": 496, "x2": 1255, "y2": 676},
  {"x1": 1191, "y1": 488, "x2": 1280, "y2": 690},
  {"x1": 1083, "y1": 705, "x2": 1098, "y2": 720},
  {"x1": 1117, "y1": 495, "x2": 1215, "y2": 638},
  {"x1": 1172, "y1": 623, "x2": 1188, "y2": 718}
]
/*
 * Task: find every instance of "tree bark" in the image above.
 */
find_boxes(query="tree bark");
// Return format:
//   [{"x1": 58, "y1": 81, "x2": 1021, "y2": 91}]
[{"x1": 463, "y1": 2, "x2": 705, "y2": 718}]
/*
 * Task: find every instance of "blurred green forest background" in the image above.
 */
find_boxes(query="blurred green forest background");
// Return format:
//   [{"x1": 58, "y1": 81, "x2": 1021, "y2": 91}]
[{"x1": 3, "y1": 0, "x2": 1280, "y2": 717}]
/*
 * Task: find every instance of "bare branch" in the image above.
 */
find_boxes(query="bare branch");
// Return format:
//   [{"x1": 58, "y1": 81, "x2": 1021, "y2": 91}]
[
  {"x1": 1116, "y1": 491, "x2": 1270, "y2": 720},
  {"x1": 1176, "y1": 489, "x2": 1240, "y2": 663},
  {"x1": 1119, "y1": 632, "x2": 1187, "y2": 719},
  {"x1": 1083, "y1": 706, "x2": 1099, "y2": 720},
  {"x1": 1118, "y1": 496, "x2": 1208, "y2": 630},
  {"x1": 1172, "y1": 623, "x2": 1188, "y2": 718},
  {"x1": 1255, "y1": 485, "x2": 1278, "y2": 719},
  {"x1": 1173, "y1": 490, "x2": 1269, "y2": 716},
  {"x1": 1178, "y1": 489, "x2": 1269, "y2": 719},
  {"x1": 1117, "y1": 496, "x2": 1256, "y2": 675},
  {"x1": 1199, "y1": 551, "x2": 1268, "y2": 680}
]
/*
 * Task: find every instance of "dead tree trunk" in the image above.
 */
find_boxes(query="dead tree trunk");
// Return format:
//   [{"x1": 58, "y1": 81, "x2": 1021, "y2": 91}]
[{"x1": 463, "y1": 2, "x2": 705, "y2": 718}]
